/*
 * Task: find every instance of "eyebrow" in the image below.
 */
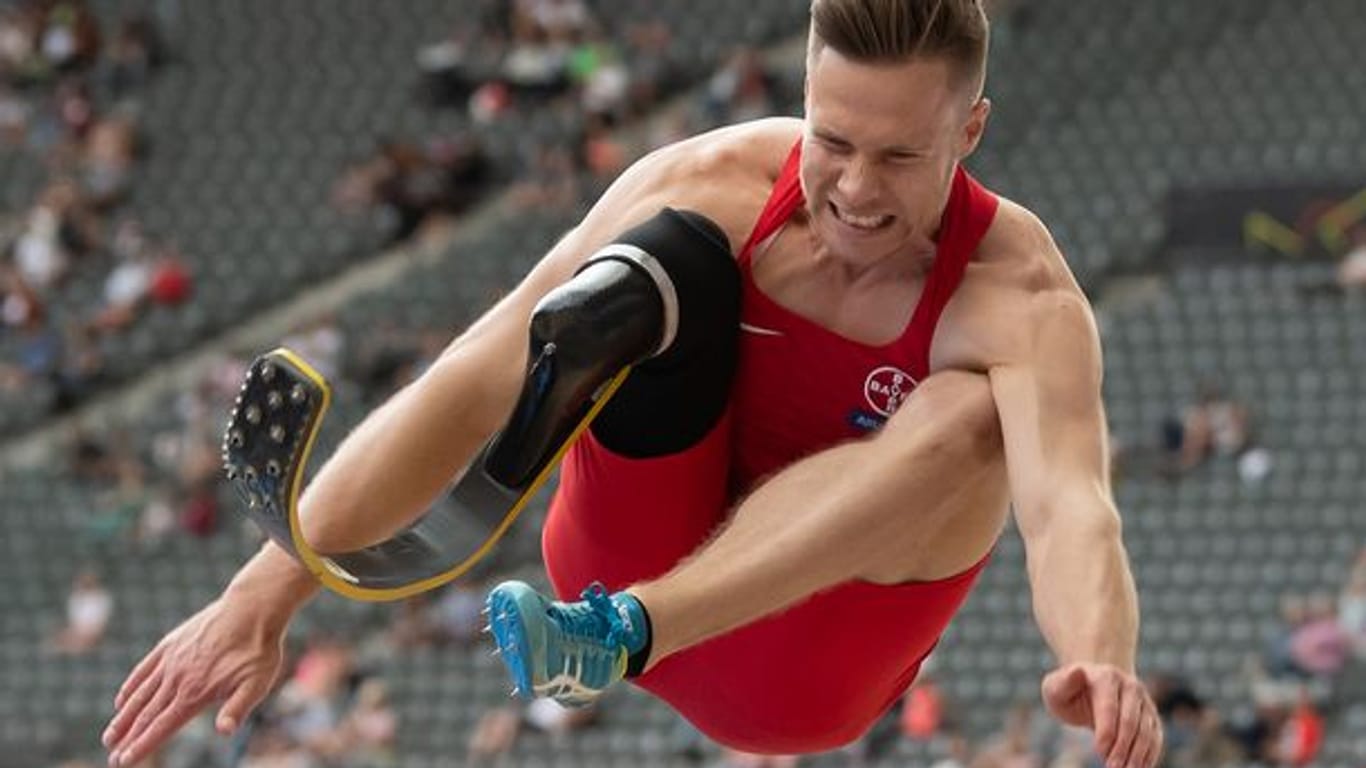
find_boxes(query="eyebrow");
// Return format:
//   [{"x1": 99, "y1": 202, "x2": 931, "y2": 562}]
[{"x1": 810, "y1": 127, "x2": 926, "y2": 156}]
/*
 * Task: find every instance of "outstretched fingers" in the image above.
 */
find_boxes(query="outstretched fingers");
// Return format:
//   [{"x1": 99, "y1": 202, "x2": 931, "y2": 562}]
[
  {"x1": 111, "y1": 689, "x2": 212, "y2": 767},
  {"x1": 103, "y1": 661, "x2": 167, "y2": 751}
]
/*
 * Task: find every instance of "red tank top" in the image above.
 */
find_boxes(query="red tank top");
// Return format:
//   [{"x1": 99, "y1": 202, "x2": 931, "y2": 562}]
[{"x1": 731, "y1": 142, "x2": 999, "y2": 490}]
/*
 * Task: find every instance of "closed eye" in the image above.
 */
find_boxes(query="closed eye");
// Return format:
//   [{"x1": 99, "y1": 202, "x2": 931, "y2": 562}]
[{"x1": 814, "y1": 133, "x2": 853, "y2": 154}]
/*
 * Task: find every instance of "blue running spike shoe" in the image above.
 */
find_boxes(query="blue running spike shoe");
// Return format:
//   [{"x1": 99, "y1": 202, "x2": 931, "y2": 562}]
[{"x1": 485, "y1": 581, "x2": 648, "y2": 707}]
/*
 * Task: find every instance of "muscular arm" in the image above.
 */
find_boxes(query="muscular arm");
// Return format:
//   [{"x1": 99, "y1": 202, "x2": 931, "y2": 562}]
[{"x1": 988, "y1": 287, "x2": 1138, "y2": 671}]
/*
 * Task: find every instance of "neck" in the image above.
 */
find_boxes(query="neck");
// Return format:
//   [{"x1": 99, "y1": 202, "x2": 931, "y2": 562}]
[{"x1": 807, "y1": 234, "x2": 936, "y2": 287}]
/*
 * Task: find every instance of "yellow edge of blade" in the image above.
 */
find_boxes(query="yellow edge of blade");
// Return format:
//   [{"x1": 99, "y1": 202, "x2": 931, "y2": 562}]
[{"x1": 274, "y1": 345, "x2": 631, "y2": 602}]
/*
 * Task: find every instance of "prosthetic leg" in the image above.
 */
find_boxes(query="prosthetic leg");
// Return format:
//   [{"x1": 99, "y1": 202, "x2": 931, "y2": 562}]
[{"x1": 222, "y1": 209, "x2": 738, "y2": 601}]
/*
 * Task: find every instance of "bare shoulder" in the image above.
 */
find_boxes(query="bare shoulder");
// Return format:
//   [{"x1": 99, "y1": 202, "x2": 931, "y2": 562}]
[
  {"x1": 936, "y1": 195, "x2": 1097, "y2": 370},
  {"x1": 625, "y1": 117, "x2": 802, "y2": 249},
  {"x1": 976, "y1": 196, "x2": 1083, "y2": 296}
]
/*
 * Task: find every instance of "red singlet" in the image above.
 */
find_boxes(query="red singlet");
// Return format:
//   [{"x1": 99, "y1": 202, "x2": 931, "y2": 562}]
[{"x1": 542, "y1": 142, "x2": 1000, "y2": 753}]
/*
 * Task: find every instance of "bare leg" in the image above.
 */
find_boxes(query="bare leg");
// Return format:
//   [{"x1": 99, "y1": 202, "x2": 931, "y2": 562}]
[{"x1": 629, "y1": 370, "x2": 1010, "y2": 671}]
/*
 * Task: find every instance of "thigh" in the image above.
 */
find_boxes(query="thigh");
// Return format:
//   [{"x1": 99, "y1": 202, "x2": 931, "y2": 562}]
[
  {"x1": 543, "y1": 408, "x2": 734, "y2": 598},
  {"x1": 636, "y1": 556, "x2": 989, "y2": 754},
  {"x1": 862, "y1": 370, "x2": 1010, "y2": 584}
]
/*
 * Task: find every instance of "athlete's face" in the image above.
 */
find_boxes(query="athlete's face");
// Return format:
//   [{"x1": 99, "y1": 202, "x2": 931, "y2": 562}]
[{"x1": 801, "y1": 48, "x2": 989, "y2": 269}]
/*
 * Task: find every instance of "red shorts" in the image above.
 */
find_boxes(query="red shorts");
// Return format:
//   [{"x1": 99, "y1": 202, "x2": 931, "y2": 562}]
[{"x1": 542, "y1": 410, "x2": 988, "y2": 754}]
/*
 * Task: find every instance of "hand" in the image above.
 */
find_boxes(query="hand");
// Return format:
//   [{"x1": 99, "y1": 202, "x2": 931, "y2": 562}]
[
  {"x1": 1041, "y1": 663, "x2": 1163, "y2": 768},
  {"x1": 102, "y1": 596, "x2": 287, "y2": 767}
]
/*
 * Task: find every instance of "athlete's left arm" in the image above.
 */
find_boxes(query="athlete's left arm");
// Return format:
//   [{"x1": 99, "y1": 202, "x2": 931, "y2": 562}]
[{"x1": 988, "y1": 285, "x2": 1163, "y2": 768}]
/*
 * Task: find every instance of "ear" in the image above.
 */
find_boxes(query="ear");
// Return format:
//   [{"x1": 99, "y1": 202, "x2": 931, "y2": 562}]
[{"x1": 958, "y1": 97, "x2": 991, "y2": 159}]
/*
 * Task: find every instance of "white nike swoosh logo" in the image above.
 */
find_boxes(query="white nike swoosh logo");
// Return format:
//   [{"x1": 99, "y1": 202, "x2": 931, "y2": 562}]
[{"x1": 739, "y1": 322, "x2": 784, "y2": 337}]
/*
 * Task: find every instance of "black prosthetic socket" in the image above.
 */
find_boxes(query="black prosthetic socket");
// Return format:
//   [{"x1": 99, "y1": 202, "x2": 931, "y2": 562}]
[
  {"x1": 589, "y1": 208, "x2": 741, "y2": 458},
  {"x1": 482, "y1": 255, "x2": 666, "y2": 490},
  {"x1": 482, "y1": 207, "x2": 740, "y2": 490}
]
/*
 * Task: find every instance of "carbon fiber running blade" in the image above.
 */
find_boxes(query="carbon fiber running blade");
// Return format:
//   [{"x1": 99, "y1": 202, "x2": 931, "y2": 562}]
[{"x1": 222, "y1": 347, "x2": 627, "y2": 601}]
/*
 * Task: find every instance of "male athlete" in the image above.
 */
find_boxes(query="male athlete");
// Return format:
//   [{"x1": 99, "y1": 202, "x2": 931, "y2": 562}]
[{"x1": 104, "y1": 1, "x2": 1163, "y2": 766}]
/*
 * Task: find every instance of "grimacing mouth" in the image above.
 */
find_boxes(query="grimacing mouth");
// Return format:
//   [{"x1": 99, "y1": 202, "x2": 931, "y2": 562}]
[{"x1": 828, "y1": 200, "x2": 894, "y2": 231}]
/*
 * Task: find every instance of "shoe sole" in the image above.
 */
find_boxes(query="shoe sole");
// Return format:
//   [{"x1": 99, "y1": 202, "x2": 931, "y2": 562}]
[{"x1": 486, "y1": 585, "x2": 535, "y2": 699}]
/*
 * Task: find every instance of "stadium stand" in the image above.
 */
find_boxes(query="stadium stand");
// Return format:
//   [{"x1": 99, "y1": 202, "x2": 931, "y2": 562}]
[{"x1": 1, "y1": 1, "x2": 1363, "y2": 766}]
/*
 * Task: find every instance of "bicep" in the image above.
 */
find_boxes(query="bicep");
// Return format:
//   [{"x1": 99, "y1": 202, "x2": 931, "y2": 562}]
[{"x1": 988, "y1": 290, "x2": 1112, "y2": 538}]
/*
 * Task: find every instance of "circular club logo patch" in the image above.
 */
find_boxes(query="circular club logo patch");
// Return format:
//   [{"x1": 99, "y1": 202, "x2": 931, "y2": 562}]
[{"x1": 863, "y1": 366, "x2": 917, "y2": 417}]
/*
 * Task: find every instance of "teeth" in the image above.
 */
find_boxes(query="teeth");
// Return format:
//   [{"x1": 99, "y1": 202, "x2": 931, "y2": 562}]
[{"x1": 834, "y1": 205, "x2": 890, "y2": 230}]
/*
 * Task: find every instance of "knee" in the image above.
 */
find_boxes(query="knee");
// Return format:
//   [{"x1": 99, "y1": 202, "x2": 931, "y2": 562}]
[{"x1": 885, "y1": 370, "x2": 1001, "y2": 459}]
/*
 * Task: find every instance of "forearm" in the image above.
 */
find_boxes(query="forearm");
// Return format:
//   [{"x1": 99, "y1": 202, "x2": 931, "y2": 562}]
[
  {"x1": 1024, "y1": 495, "x2": 1139, "y2": 672},
  {"x1": 299, "y1": 340, "x2": 521, "y2": 554},
  {"x1": 222, "y1": 542, "x2": 321, "y2": 628}
]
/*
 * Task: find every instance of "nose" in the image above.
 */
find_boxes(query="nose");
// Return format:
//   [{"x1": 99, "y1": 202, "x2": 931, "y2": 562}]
[{"x1": 834, "y1": 155, "x2": 877, "y2": 207}]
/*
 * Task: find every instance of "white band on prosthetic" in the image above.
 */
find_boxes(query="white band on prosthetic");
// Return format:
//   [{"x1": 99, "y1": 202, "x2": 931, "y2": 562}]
[{"x1": 584, "y1": 244, "x2": 679, "y2": 358}]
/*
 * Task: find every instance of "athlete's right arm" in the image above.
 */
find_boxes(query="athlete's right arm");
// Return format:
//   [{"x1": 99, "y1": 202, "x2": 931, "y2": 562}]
[{"x1": 101, "y1": 134, "x2": 741, "y2": 768}]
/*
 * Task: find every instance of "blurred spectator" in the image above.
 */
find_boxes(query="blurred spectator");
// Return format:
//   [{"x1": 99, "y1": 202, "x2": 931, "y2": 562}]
[
  {"x1": 1043, "y1": 727, "x2": 1093, "y2": 768},
  {"x1": 0, "y1": 6, "x2": 39, "y2": 81},
  {"x1": 570, "y1": 29, "x2": 629, "y2": 121},
  {"x1": 432, "y1": 580, "x2": 488, "y2": 645},
  {"x1": 1288, "y1": 593, "x2": 1352, "y2": 678},
  {"x1": 901, "y1": 673, "x2": 948, "y2": 741},
  {"x1": 333, "y1": 136, "x2": 492, "y2": 243},
  {"x1": 416, "y1": 31, "x2": 476, "y2": 109},
  {"x1": 179, "y1": 479, "x2": 219, "y2": 538},
  {"x1": 703, "y1": 47, "x2": 776, "y2": 125},
  {"x1": 500, "y1": 25, "x2": 567, "y2": 96},
  {"x1": 467, "y1": 704, "x2": 521, "y2": 761},
  {"x1": 52, "y1": 567, "x2": 113, "y2": 654},
  {"x1": 510, "y1": 142, "x2": 578, "y2": 211},
  {"x1": 107, "y1": 14, "x2": 166, "y2": 97},
  {"x1": 1148, "y1": 675, "x2": 1240, "y2": 768},
  {"x1": 1162, "y1": 381, "x2": 1252, "y2": 474},
  {"x1": 0, "y1": 83, "x2": 29, "y2": 143},
  {"x1": 1337, "y1": 226, "x2": 1366, "y2": 292},
  {"x1": 468, "y1": 78, "x2": 512, "y2": 123},
  {"x1": 1273, "y1": 688, "x2": 1324, "y2": 768},
  {"x1": 335, "y1": 678, "x2": 398, "y2": 766},
  {"x1": 386, "y1": 595, "x2": 441, "y2": 650},
  {"x1": 81, "y1": 114, "x2": 139, "y2": 210},
  {"x1": 283, "y1": 315, "x2": 345, "y2": 382},
  {"x1": 148, "y1": 245, "x2": 192, "y2": 305},
  {"x1": 517, "y1": 0, "x2": 593, "y2": 41},
  {"x1": 51, "y1": 321, "x2": 104, "y2": 410},
  {"x1": 623, "y1": 21, "x2": 675, "y2": 115},
  {"x1": 1340, "y1": 548, "x2": 1366, "y2": 656},
  {"x1": 0, "y1": 260, "x2": 46, "y2": 331},
  {"x1": 90, "y1": 235, "x2": 152, "y2": 333},
  {"x1": 933, "y1": 732, "x2": 973, "y2": 768},
  {"x1": 39, "y1": 0, "x2": 101, "y2": 74},
  {"x1": 969, "y1": 702, "x2": 1041, "y2": 768},
  {"x1": 276, "y1": 636, "x2": 355, "y2": 759},
  {"x1": 133, "y1": 488, "x2": 178, "y2": 548},
  {"x1": 525, "y1": 697, "x2": 598, "y2": 744},
  {"x1": 580, "y1": 113, "x2": 627, "y2": 178},
  {"x1": 240, "y1": 722, "x2": 316, "y2": 768},
  {"x1": 467, "y1": 698, "x2": 600, "y2": 762},
  {"x1": 67, "y1": 426, "x2": 126, "y2": 484},
  {"x1": 15, "y1": 188, "x2": 74, "y2": 290},
  {"x1": 1228, "y1": 695, "x2": 1288, "y2": 765}
]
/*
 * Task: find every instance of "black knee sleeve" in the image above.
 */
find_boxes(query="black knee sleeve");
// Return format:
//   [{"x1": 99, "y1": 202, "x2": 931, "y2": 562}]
[{"x1": 589, "y1": 208, "x2": 740, "y2": 457}]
